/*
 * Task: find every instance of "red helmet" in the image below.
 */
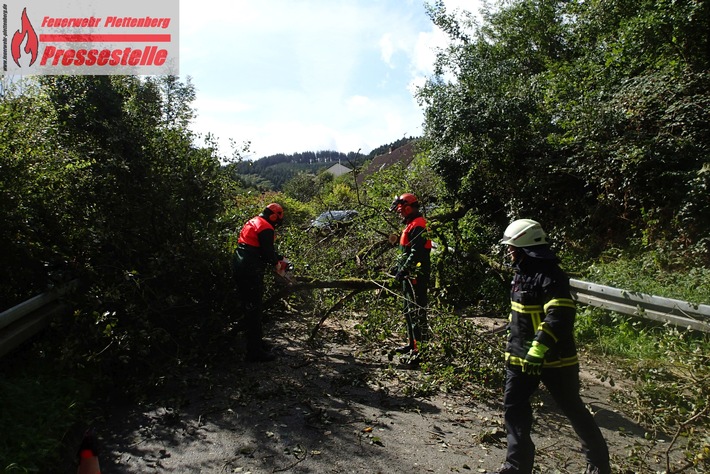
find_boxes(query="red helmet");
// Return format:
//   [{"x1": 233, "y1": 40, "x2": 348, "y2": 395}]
[
  {"x1": 265, "y1": 203, "x2": 284, "y2": 224},
  {"x1": 389, "y1": 193, "x2": 419, "y2": 217}
]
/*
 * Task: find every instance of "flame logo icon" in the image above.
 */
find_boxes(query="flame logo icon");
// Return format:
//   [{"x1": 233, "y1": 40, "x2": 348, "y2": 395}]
[{"x1": 11, "y1": 8, "x2": 39, "y2": 67}]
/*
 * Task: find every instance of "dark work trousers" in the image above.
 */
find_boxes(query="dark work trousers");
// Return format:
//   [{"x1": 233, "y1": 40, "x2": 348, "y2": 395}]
[
  {"x1": 503, "y1": 364, "x2": 610, "y2": 473},
  {"x1": 233, "y1": 268, "x2": 266, "y2": 354},
  {"x1": 402, "y1": 275, "x2": 429, "y2": 350}
]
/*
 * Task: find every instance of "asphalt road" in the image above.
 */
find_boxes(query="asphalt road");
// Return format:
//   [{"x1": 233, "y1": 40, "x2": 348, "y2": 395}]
[{"x1": 94, "y1": 314, "x2": 687, "y2": 473}]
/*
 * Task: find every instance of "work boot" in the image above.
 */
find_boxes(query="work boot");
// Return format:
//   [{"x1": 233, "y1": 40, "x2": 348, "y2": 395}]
[
  {"x1": 245, "y1": 349, "x2": 276, "y2": 363},
  {"x1": 584, "y1": 464, "x2": 611, "y2": 474},
  {"x1": 395, "y1": 344, "x2": 413, "y2": 354},
  {"x1": 402, "y1": 351, "x2": 423, "y2": 367},
  {"x1": 245, "y1": 338, "x2": 276, "y2": 363},
  {"x1": 488, "y1": 463, "x2": 518, "y2": 474}
]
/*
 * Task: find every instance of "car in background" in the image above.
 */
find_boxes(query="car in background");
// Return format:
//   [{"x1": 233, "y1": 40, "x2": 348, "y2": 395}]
[{"x1": 309, "y1": 210, "x2": 359, "y2": 232}]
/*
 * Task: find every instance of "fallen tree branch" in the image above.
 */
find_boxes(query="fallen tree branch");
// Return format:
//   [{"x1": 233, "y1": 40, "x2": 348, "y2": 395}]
[
  {"x1": 264, "y1": 277, "x2": 388, "y2": 309},
  {"x1": 309, "y1": 289, "x2": 364, "y2": 341},
  {"x1": 287, "y1": 277, "x2": 386, "y2": 291},
  {"x1": 356, "y1": 239, "x2": 394, "y2": 267},
  {"x1": 666, "y1": 404, "x2": 708, "y2": 473},
  {"x1": 263, "y1": 277, "x2": 394, "y2": 339}
]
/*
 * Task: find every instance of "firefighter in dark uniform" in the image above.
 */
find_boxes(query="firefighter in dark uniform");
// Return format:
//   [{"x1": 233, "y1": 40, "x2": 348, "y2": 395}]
[
  {"x1": 232, "y1": 203, "x2": 288, "y2": 362},
  {"x1": 492, "y1": 219, "x2": 610, "y2": 474},
  {"x1": 390, "y1": 193, "x2": 432, "y2": 364}
]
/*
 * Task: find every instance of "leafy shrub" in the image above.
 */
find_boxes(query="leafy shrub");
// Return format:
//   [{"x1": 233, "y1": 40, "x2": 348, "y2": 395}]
[
  {"x1": 585, "y1": 250, "x2": 710, "y2": 305},
  {"x1": 577, "y1": 257, "x2": 709, "y2": 470}
]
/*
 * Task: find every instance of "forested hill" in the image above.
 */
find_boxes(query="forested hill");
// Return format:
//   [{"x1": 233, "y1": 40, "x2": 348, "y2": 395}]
[{"x1": 233, "y1": 137, "x2": 416, "y2": 190}]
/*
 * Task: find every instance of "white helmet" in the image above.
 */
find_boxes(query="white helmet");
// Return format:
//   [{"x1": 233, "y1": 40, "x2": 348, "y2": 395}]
[{"x1": 501, "y1": 219, "x2": 549, "y2": 247}]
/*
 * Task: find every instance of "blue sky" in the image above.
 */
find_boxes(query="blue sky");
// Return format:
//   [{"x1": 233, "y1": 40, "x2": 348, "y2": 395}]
[{"x1": 179, "y1": 0, "x2": 481, "y2": 160}]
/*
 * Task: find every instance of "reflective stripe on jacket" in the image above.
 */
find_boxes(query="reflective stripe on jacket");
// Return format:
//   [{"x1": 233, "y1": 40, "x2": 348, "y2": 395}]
[{"x1": 505, "y1": 258, "x2": 579, "y2": 368}]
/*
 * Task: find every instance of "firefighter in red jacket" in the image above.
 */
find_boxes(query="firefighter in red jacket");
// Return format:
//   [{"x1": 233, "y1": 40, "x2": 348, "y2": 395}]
[
  {"x1": 232, "y1": 203, "x2": 288, "y2": 362},
  {"x1": 491, "y1": 219, "x2": 610, "y2": 474},
  {"x1": 390, "y1": 193, "x2": 432, "y2": 364}
]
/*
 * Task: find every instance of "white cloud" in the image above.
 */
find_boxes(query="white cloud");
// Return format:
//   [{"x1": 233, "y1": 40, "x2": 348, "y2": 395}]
[
  {"x1": 180, "y1": 1, "x2": 482, "y2": 159},
  {"x1": 379, "y1": 34, "x2": 395, "y2": 66},
  {"x1": 193, "y1": 97, "x2": 253, "y2": 116},
  {"x1": 443, "y1": 0, "x2": 484, "y2": 16},
  {"x1": 347, "y1": 95, "x2": 373, "y2": 111}
]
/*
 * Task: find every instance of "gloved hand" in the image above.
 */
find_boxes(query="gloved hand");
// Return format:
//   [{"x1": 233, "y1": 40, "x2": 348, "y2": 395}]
[
  {"x1": 521, "y1": 341, "x2": 548, "y2": 376},
  {"x1": 522, "y1": 353, "x2": 543, "y2": 375},
  {"x1": 275, "y1": 258, "x2": 290, "y2": 277}
]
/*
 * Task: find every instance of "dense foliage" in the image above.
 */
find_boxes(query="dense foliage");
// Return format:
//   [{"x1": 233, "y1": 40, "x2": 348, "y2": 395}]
[
  {"x1": 418, "y1": 0, "x2": 710, "y2": 262},
  {"x1": 0, "y1": 75, "x2": 243, "y2": 404},
  {"x1": 1, "y1": 1, "x2": 709, "y2": 472}
]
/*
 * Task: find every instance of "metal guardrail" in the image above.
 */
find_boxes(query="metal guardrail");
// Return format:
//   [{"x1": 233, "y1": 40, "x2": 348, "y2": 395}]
[
  {"x1": 570, "y1": 279, "x2": 710, "y2": 333},
  {"x1": 0, "y1": 280, "x2": 79, "y2": 359}
]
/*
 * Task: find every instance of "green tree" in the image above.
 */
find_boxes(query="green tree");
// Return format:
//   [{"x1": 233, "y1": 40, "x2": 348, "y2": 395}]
[
  {"x1": 0, "y1": 75, "x2": 238, "y2": 377},
  {"x1": 0, "y1": 81, "x2": 70, "y2": 306},
  {"x1": 282, "y1": 171, "x2": 320, "y2": 202},
  {"x1": 418, "y1": 0, "x2": 710, "y2": 259}
]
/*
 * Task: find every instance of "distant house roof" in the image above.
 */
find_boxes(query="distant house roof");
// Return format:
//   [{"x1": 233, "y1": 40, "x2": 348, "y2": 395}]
[
  {"x1": 356, "y1": 142, "x2": 417, "y2": 185},
  {"x1": 324, "y1": 162, "x2": 353, "y2": 177}
]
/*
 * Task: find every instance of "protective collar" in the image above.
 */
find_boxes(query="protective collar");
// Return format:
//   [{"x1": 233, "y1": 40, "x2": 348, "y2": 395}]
[{"x1": 520, "y1": 244, "x2": 557, "y2": 260}]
